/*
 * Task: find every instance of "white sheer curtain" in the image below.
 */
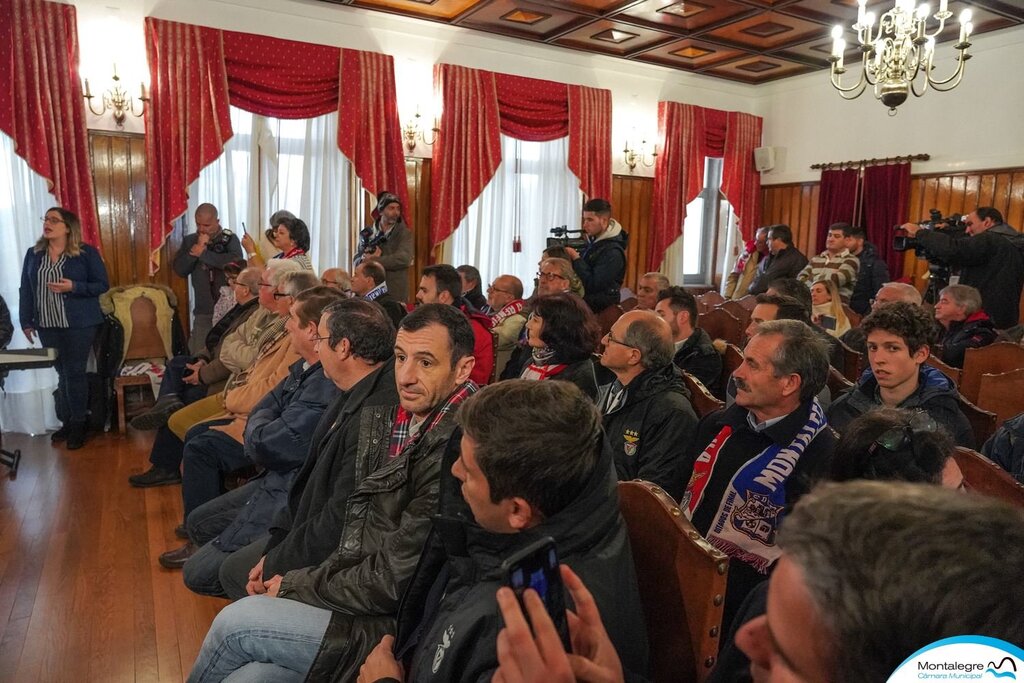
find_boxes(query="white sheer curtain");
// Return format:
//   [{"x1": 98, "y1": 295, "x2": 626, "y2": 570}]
[
  {"x1": 188, "y1": 106, "x2": 355, "y2": 276},
  {"x1": 0, "y1": 132, "x2": 62, "y2": 434},
  {"x1": 443, "y1": 134, "x2": 583, "y2": 290}
]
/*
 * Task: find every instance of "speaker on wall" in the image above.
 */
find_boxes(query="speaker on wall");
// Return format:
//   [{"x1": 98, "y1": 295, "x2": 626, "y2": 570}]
[{"x1": 754, "y1": 146, "x2": 775, "y2": 172}]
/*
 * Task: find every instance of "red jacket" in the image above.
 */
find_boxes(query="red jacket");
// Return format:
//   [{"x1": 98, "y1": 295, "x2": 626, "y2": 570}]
[{"x1": 460, "y1": 303, "x2": 494, "y2": 385}]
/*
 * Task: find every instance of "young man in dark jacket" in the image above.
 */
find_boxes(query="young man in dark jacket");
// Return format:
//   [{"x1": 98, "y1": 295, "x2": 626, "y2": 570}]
[
  {"x1": 934, "y1": 284, "x2": 998, "y2": 368},
  {"x1": 355, "y1": 380, "x2": 649, "y2": 683},
  {"x1": 565, "y1": 198, "x2": 628, "y2": 313},
  {"x1": 188, "y1": 304, "x2": 478, "y2": 683},
  {"x1": 828, "y1": 302, "x2": 975, "y2": 447},
  {"x1": 216, "y1": 297, "x2": 400, "y2": 599},
  {"x1": 845, "y1": 224, "x2": 890, "y2": 315},
  {"x1": 596, "y1": 310, "x2": 698, "y2": 500},
  {"x1": 655, "y1": 286, "x2": 722, "y2": 395}
]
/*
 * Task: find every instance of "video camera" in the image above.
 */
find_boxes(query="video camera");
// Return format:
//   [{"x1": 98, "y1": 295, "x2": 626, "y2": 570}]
[
  {"x1": 892, "y1": 208, "x2": 967, "y2": 303},
  {"x1": 546, "y1": 225, "x2": 586, "y2": 250},
  {"x1": 207, "y1": 228, "x2": 236, "y2": 255}
]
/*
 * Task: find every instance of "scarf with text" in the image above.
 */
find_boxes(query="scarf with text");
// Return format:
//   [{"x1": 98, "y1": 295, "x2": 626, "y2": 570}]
[
  {"x1": 682, "y1": 399, "x2": 828, "y2": 574},
  {"x1": 388, "y1": 381, "x2": 477, "y2": 458},
  {"x1": 365, "y1": 282, "x2": 388, "y2": 301},
  {"x1": 491, "y1": 299, "x2": 526, "y2": 326}
]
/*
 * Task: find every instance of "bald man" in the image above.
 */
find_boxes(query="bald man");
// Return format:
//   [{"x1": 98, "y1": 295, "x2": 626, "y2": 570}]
[
  {"x1": 487, "y1": 274, "x2": 526, "y2": 377},
  {"x1": 174, "y1": 203, "x2": 244, "y2": 353},
  {"x1": 840, "y1": 281, "x2": 925, "y2": 354},
  {"x1": 320, "y1": 268, "x2": 352, "y2": 294},
  {"x1": 597, "y1": 310, "x2": 698, "y2": 499}
]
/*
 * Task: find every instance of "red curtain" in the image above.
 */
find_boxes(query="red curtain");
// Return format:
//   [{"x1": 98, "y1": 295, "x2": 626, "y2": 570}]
[
  {"x1": 649, "y1": 102, "x2": 762, "y2": 271},
  {"x1": 815, "y1": 168, "x2": 859, "y2": 254},
  {"x1": 145, "y1": 18, "x2": 408, "y2": 271},
  {"x1": 0, "y1": 0, "x2": 99, "y2": 246},
  {"x1": 430, "y1": 64, "x2": 613, "y2": 249},
  {"x1": 862, "y1": 163, "x2": 911, "y2": 279}
]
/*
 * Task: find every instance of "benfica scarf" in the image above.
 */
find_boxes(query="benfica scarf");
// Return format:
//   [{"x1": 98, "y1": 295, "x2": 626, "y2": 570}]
[
  {"x1": 491, "y1": 299, "x2": 525, "y2": 326},
  {"x1": 388, "y1": 382, "x2": 477, "y2": 458},
  {"x1": 365, "y1": 282, "x2": 388, "y2": 301},
  {"x1": 682, "y1": 399, "x2": 828, "y2": 574}
]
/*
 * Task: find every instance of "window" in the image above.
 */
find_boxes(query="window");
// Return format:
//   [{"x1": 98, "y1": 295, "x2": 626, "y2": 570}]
[{"x1": 663, "y1": 157, "x2": 735, "y2": 287}]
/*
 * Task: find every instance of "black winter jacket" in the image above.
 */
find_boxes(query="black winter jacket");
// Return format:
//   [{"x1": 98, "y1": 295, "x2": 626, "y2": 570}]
[
  {"x1": 390, "y1": 439, "x2": 649, "y2": 683},
  {"x1": 913, "y1": 223, "x2": 1024, "y2": 328},
  {"x1": 573, "y1": 222, "x2": 628, "y2": 313},
  {"x1": 938, "y1": 312, "x2": 998, "y2": 369},
  {"x1": 262, "y1": 363, "x2": 399, "y2": 577},
  {"x1": 849, "y1": 241, "x2": 890, "y2": 315},
  {"x1": 673, "y1": 327, "x2": 723, "y2": 397},
  {"x1": 828, "y1": 365, "x2": 975, "y2": 448},
  {"x1": 600, "y1": 364, "x2": 698, "y2": 500},
  {"x1": 748, "y1": 246, "x2": 809, "y2": 295}
]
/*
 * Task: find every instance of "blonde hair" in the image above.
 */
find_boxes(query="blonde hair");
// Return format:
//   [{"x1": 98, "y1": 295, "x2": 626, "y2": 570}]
[
  {"x1": 812, "y1": 279, "x2": 848, "y2": 327},
  {"x1": 34, "y1": 207, "x2": 84, "y2": 257}
]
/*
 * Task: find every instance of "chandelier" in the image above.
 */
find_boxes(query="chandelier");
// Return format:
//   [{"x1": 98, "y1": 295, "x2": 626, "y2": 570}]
[{"x1": 829, "y1": 0, "x2": 973, "y2": 114}]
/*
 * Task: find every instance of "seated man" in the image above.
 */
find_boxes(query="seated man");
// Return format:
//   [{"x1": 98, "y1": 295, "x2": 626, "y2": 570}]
[
  {"x1": 840, "y1": 281, "x2": 922, "y2": 354},
  {"x1": 164, "y1": 287, "x2": 342, "y2": 583},
  {"x1": 597, "y1": 310, "x2": 697, "y2": 499},
  {"x1": 681, "y1": 319, "x2": 836, "y2": 631},
  {"x1": 934, "y1": 283, "x2": 998, "y2": 368},
  {"x1": 797, "y1": 222, "x2": 860, "y2": 302},
  {"x1": 319, "y1": 267, "x2": 352, "y2": 294},
  {"x1": 535, "y1": 257, "x2": 575, "y2": 297},
  {"x1": 351, "y1": 259, "x2": 407, "y2": 329},
  {"x1": 355, "y1": 380, "x2": 649, "y2": 682},
  {"x1": 218, "y1": 298, "x2": 400, "y2": 599},
  {"x1": 492, "y1": 481, "x2": 1024, "y2": 683},
  {"x1": 654, "y1": 286, "x2": 722, "y2": 395},
  {"x1": 748, "y1": 224, "x2": 808, "y2": 296},
  {"x1": 486, "y1": 274, "x2": 526, "y2": 378},
  {"x1": 457, "y1": 264, "x2": 490, "y2": 313},
  {"x1": 188, "y1": 304, "x2": 477, "y2": 682},
  {"x1": 416, "y1": 264, "x2": 493, "y2": 385},
  {"x1": 131, "y1": 266, "x2": 262, "y2": 430},
  {"x1": 766, "y1": 278, "x2": 842, "y2": 367},
  {"x1": 634, "y1": 272, "x2": 670, "y2": 311},
  {"x1": 723, "y1": 226, "x2": 769, "y2": 300},
  {"x1": 828, "y1": 302, "x2": 975, "y2": 447}
]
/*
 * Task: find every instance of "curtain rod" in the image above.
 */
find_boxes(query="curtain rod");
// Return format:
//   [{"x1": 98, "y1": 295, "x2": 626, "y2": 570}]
[{"x1": 810, "y1": 153, "x2": 930, "y2": 170}]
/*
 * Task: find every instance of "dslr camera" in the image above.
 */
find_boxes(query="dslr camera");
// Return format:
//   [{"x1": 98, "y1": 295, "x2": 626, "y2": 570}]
[{"x1": 207, "y1": 228, "x2": 236, "y2": 255}]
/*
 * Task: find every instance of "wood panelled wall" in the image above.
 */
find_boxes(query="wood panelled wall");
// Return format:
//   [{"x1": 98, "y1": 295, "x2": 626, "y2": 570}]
[
  {"x1": 760, "y1": 182, "x2": 821, "y2": 259},
  {"x1": 89, "y1": 132, "x2": 190, "y2": 327}
]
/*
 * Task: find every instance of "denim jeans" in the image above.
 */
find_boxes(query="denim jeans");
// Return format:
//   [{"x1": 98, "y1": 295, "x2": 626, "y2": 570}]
[
  {"x1": 182, "y1": 481, "x2": 261, "y2": 598},
  {"x1": 38, "y1": 325, "x2": 98, "y2": 423},
  {"x1": 181, "y1": 423, "x2": 249, "y2": 520},
  {"x1": 187, "y1": 595, "x2": 331, "y2": 683},
  {"x1": 219, "y1": 536, "x2": 271, "y2": 601}
]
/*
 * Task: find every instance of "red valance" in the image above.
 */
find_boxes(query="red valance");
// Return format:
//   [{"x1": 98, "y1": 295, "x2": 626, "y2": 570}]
[
  {"x1": 649, "y1": 102, "x2": 763, "y2": 271},
  {"x1": 145, "y1": 18, "x2": 408, "y2": 272},
  {"x1": 0, "y1": 0, "x2": 99, "y2": 246},
  {"x1": 430, "y1": 64, "x2": 612, "y2": 249}
]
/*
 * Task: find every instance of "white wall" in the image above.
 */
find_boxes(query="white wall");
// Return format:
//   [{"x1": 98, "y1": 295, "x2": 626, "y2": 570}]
[
  {"x1": 753, "y1": 26, "x2": 1024, "y2": 184},
  {"x1": 69, "y1": 0, "x2": 762, "y2": 176}
]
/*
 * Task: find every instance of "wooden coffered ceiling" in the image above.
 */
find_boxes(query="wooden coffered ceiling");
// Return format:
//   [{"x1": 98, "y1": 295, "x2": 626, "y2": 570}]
[{"x1": 315, "y1": 0, "x2": 1024, "y2": 84}]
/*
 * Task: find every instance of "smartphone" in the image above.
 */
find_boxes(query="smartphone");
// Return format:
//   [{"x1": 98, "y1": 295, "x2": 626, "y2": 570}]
[
  {"x1": 501, "y1": 536, "x2": 571, "y2": 652},
  {"x1": 819, "y1": 315, "x2": 837, "y2": 331}
]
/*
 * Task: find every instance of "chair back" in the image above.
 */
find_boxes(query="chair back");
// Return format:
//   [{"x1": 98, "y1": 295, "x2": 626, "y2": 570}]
[
  {"x1": 961, "y1": 343, "x2": 1024, "y2": 403},
  {"x1": 837, "y1": 339, "x2": 864, "y2": 382},
  {"x1": 841, "y1": 303, "x2": 861, "y2": 329},
  {"x1": 682, "y1": 371, "x2": 725, "y2": 419},
  {"x1": 957, "y1": 393, "x2": 999, "y2": 447},
  {"x1": 595, "y1": 304, "x2": 625, "y2": 340},
  {"x1": 977, "y1": 368, "x2": 1024, "y2": 426},
  {"x1": 123, "y1": 296, "x2": 168, "y2": 361},
  {"x1": 827, "y1": 365, "x2": 854, "y2": 398},
  {"x1": 488, "y1": 330, "x2": 500, "y2": 384},
  {"x1": 735, "y1": 294, "x2": 758, "y2": 311},
  {"x1": 618, "y1": 481, "x2": 729, "y2": 683},
  {"x1": 698, "y1": 309, "x2": 744, "y2": 348},
  {"x1": 926, "y1": 355, "x2": 962, "y2": 388},
  {"x1": 716, "y1": 300, "x2": 751, "y2": 331},
  {"x1": 953, "y1": 447, "x2": 1024, "y2": 510},
  {"x1": 698, "y1": 291, "x2": 725, "y2": 310}
]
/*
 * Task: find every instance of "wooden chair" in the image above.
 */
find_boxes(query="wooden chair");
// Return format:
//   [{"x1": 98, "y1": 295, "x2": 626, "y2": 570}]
[
  {"x1": 837, "y1": 339, "x2": 864, "y2": 383},
  {"x1": 735, "y1": 294, "x2": 758, "y2": 311},
  {"x1": 618, "y1": 481, "x2": 729, "y2": 683},
  {"x1": 953, "y1": 447, "x2": 1024, "y2": 510},
  {"x1": 682, "y1": 371, "x2": 725, "y2": 419},
  {"x1": 114, "y1": 295, "x2": 171, "y2": 433},
  {"x1": 698, "y1": 291, "x2": 725, "y2": 310},
  {"x1": 926, "y1": 355, "x2": 961, "y2": 388},
  {"x1": 718, "y1": 343, "x2": 743, "y2": 402},
  {"x1": 957, "y1": 393, "x2": 998, "y2": 448},
  {"x1": 698, "y1": 308, "x2": 744, "y2": 348},
  {"x1": 960, "y1": 342, "x2": 1024, "y2": 404},
  {"x1": 717, "y1": 300, "x2": 751, "y2": 332},
  {"x1": 595, "y1": 304, "x2": 625, "y2": 340},
  {"x1": 977, "y1": 368, "x2": 1024, "y2": 427},
  {"x1": 841, "y1": 303, "x2": 861, "y2": 329},
  {"x1": 488, "y1": 330, "x2": 500, "y2": 384},
  {"x1": 827, "y1": 365, "x2": 854, "y2": 398}
]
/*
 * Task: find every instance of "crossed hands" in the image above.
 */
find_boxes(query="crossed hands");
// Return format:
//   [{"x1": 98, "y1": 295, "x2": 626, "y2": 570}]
[{"x1": 245, "y1": 556, "x2": 283, "y2": 597}]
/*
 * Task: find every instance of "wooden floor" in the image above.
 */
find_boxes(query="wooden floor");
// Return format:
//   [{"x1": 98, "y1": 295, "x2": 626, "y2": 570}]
[{"x1": 0, "y1": 430, "x2": 227, "y2": 682}]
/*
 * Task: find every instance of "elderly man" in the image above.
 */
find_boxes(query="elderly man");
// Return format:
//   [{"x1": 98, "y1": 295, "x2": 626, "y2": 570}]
[
  {"x1": 840, "y1": 281, "x2": 923, "y2": 354},
  {"x1": 748, "y1": 225, "x2": 808, "y2": 296},
  {"x1": 797, "y1": 223, "x2": 860, "y2": 302},
  {"x1": 597, "y1": 310, "x2": 697, "y2": 500},
  {"x1": 655, "y1": 286, "x2": 722, "y2": 395},
  {"x1": 351, "y1": 260, "x2": 406, "y2": 329},
  {"x1": 174, "y1": 203, "x2": 244, "y2": 354},
  {"x1": 681, "y1": 319, "x2": 836, "y2": 631},
  {"x1": 934, "y1": 284, "x2": 998, "y2": 368},
  {"x1": 188, "y1": 304, "x2": 477, "y2": 682},
  {"x1": 319, "y1": 268, "x2": 352, "y2": 294},
  {"x1": 634, "y1": 272, "x2": 670, "y2": 311},
  {"x1": 416, "y1": 264, "x2": 493, "y2": 385},
  {"x1": 536, "y1": 257, "x2": 574, "y2": 297},
  {"x1": 565, "y1": 198, "x2": 628, "y2": 313},
  {"x1": 487, "y1": 274, "x2": 526, "y2": 377},
  {"x1": 355, "y1": 191, "x2": 414, "y2": 301},
  {"x1": 724, "y1": 226, "x2": 770, "y2": 300}
]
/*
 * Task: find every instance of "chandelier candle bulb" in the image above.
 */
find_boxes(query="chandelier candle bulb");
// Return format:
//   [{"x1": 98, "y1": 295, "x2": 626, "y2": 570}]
[
  {"x1": 836, "y1": 41, "x2": 846, "y2": 70},
  {"x1": 938, "y1": 0, "x2": 948, "y2": 14}
]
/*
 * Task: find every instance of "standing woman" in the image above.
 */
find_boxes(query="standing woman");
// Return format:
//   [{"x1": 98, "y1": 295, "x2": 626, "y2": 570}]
[{"x1": 19, "y1": 208, "x2": 109, "y2": 449}]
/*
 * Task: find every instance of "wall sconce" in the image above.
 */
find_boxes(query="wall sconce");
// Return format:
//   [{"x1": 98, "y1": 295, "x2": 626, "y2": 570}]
[
  {"x1": 403, "y1": 110, "x2": 439, "y2": 153},
  {"x1": 623, "y1": 139, "x2": 657, "y2": 173},
  {"x1": 83, "y1": 64, "x2": 148, "y2": 129}
]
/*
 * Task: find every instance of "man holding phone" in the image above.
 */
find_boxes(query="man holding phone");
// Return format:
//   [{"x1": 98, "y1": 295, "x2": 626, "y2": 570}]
[{"x1": 355, "y1": 380, "x2": 649, "y2": 683}]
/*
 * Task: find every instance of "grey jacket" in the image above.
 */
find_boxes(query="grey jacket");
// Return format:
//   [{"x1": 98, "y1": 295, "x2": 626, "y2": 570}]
[{"x1": 173, "y1": 230, "x2": 244, "y2": 314}]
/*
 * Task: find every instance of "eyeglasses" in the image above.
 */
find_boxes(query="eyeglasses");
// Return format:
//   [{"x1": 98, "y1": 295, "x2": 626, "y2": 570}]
[
  {"x1": 487, "y1": 284, "x2": 515, "y2": 295},
  {"x1": 868, "y1": 412, "x2": 938, "y2": 457},
  {"x1": 310, "y1": 333, "x2": 332, "y2": 344},
  {"x1": 603, "y1": 333, "x2": 636, "y2": 349},
  {"x1": 258, "y1": 282, "x2": 276, "y2": 288},
  {"x1": 537, "y1": 272, "x2": 568, "y2": 281},
  {"x1": 41, "y1": 216, "x2": 65, "y2": 225},
  {"x1": 273, "y1": 291, "x2": 293, "y2": 299}
]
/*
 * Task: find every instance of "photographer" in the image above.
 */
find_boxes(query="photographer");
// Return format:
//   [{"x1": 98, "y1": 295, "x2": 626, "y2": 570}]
[
  {"x1": 355, "y1": 191, "x2": 413, "y2": 302},
  {"x1": 901, "y1": 207, "x2": 1024, "y2": 329},
  {"x1": 565, "y1": 198, "x2": 628, "y2": 314},
  {"x1": 174, "y1": 203, "x2": 244, "y2": 354}
]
